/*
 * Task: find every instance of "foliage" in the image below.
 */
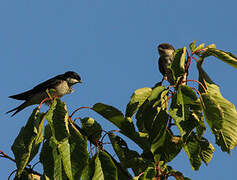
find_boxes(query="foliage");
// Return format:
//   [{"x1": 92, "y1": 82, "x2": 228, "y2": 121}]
[{"x1": 3, "y1": 41, "x2": 237, "y2": 180}]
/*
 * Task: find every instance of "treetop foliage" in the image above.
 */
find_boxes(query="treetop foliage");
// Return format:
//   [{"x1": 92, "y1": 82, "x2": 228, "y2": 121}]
[{"x1": 2, "y1": 41, "x2": 237, "y2": 180}]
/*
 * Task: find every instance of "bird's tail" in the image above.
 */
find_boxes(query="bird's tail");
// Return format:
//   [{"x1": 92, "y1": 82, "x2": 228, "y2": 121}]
[{"x1": 6, "y1": 102, "x2": 29, "y2": 117}]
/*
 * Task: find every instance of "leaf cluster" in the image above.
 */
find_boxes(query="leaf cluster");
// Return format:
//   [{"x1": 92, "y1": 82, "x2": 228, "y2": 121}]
[{"x1": 7, "y1": 41, "x2": 237, "y2": 180}]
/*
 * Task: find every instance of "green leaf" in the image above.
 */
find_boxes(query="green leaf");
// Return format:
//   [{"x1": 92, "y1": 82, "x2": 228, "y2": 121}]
[
  {"x1": 183, "y1": 133, "x2": 202, "y2": 170},
  {"x1": 198, "y1": 65, "x2": 237, "y2": 153},
  {"x1": 189, "y1": 40, "x2": 197, "y2": 52},
  {"x1": 125, "y1": 87, "x2": 152, "y2": 117},
  {"x1": 45, "y1": 98, "x2": 70, "y2": 142},
  {"x1": 206, "y1": 44, "x2": 216, "y2": 49},
  {"x1": 109, "y1": 133, "x2": 140, "y2": 176},
  {"x1": 167, "y1": 166, "x2": 191, "y2": 180},
  {"x1": 11, "y1": 107, "x2": 45, "y2": 177},
  {"x1": 183, "y1": 133, "x2": 214, "y2": 170},
  {"x1": 81, "y1": 117, "x2": 102, "y2": 140},
  {"x1": 58, "y1": 139, "x2": 73, "y2": 180},
  {"x1": 193, "y1": 43, "x2": 205, "y2": 52},
  {"x1": 92, "y1": 151, "x2": 118, "y2": 180},
  {"x1": 141, "y1": 164, "x2": 156, "y2": 180},
  {"x1": 40, "y1": 137, "x2": 63, "y2": 180},
  {"x1": 161, "y1": 134, "x2": 182, "y2": 163},
  {"x1": 92, "y1": 103, "x2": 150, "y2": 150},
  {"x1": 136, "y1": 86, "x2": 167, "y2": 132},
  {"x1": 92, "y1": 103, "x2": 125, "y2": 130},
  {"x1": 150, "y1": 110, "x2": 169, "y2": 156},
  {"x1": 149, "y1": 110, "x2": 181, "y2": 163},
  {"x1": 169, "y1": 86, "x2": 198, "y2": 140},
  {"x1": 199, "y1": 137, "x2": 214, "y2": 165},
  {"x1": 171, "y1": 47, "x2": 186, "y2": 79},
  {"x1": 207, "y1": 48, "x2": 237, "y2": 68},
  {"x1": 69, "y1": 122, "x2": 89, "y2": 179},
  {"x1": 178, "y1": 85, "x2": 206, "y2": 139}
]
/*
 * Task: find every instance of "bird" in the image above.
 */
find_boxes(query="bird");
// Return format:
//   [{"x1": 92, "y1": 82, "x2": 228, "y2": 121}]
[
  {"x1": 158, "y1": 43, "x2": 175, "y2": 85},
  {"x1": 7, "y1": 71, "x2": 82, "y2": 117}
]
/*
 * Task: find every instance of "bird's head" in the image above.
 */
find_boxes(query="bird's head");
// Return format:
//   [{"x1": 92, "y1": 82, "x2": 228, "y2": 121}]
[
  {"x1": 64, "y1": 71, "x2": 82, "y2": 85},
  {"x1": 158, "y1": 43, "x2": 175, "y2": 57}
]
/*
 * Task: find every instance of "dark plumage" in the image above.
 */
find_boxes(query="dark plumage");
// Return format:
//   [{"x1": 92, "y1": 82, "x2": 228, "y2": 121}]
[
  {"x1": 7, "y1": 71, "x2": 82, "y2": 117},
  {"x1": 158, "y1": 43, "x2": 175, "y2": 85}
]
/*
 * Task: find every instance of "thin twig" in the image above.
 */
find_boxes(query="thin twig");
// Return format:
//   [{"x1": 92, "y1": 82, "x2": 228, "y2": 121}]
[
  {"x1": 0, "y1": 150, "x2": 15, "y2": 163},
  {"x1": 184, "y1": 79, "x2": 207, "y2": 93},
  {"x1": 70, "y1": 106, "x2": 91, "y2": 118}
]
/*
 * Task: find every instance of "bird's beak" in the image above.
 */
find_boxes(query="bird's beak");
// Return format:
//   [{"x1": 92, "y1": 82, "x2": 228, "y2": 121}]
[{"x1": 79, "y1": 79, "x2": 82, "y2": 83}]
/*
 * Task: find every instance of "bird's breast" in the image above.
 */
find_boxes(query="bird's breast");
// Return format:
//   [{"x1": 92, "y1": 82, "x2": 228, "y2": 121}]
[{"x1": 54, "y1": 81, "x2": 71, "y2": 97}]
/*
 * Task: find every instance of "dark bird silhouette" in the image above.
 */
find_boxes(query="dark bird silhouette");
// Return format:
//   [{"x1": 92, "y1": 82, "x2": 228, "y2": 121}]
[
  {"x1": 7, "y1": 71, "x2": 82, "y2": 117},
  {"x1": 158, "y1": 43, "x2": 175, "y2": 85}
]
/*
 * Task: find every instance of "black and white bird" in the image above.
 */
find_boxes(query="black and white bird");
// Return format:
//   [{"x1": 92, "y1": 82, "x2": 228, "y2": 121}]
[
  {"x1": 158, "y1": 43, "x2": 175, "y2": 85},
  {"x1": 7, "y1": 71, "x2": 82, "y2": 117}
]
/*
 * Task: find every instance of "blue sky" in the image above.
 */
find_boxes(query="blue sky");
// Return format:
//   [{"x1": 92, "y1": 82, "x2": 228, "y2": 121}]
[{"x1": 1, "y1": 0, "x2": 237, "y2": 179}]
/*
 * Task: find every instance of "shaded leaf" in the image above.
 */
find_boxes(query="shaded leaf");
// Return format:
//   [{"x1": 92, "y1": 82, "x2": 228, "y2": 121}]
[
  {"x1": 141, "y1": 163, "x2": 156, "y2": 180},
  {"x1": 171, "y1": 47, "x2": 186, "y2": 79},
  {"x1": 92, "y1": 151, "x2": 118, "y2": 180},
  {"x1": 40, "y1": 137, "x2": 63, "y2": 180},
  {"x1": 167, "y1": 167, "x2": 191, "y2": 180},
  {"x1": 81, "y1": 117, "x2": 102, "y2": 140},
  {"x1": 108, "y1": 134, "x2": 135, "y2": 179},
  {"x1": 136, "y1": 86, "x2": 167, "y2": 132},
  {"x1": 183, "y1": 133, "x2": 214, "y2": 170},
  {"x1": 150, "y1": 110, "x2": 169, "y2": 162},
  {"x1": 109, "y1": 133, "x2": 142, "y2": 176},
  {"x1": 92, "y1": 103, "x2": 125, "y2": 130},
  {"x1": 183, "y1": 133, "x2": 202, "y2": 170},
  {"x1": 169, "y1": 87, "x2": 197, "y2": 140},
  {"x1": 153, "y1": 131, "x2": 182, "y2": 164},
  {"x1": 199, "y1": 137, "x2": 214, "y2": 165},
  {"x1": 11, "y1": 107, "x2": 45, "y2": 177},
  {"x1": 92, "y1": 103, "x2": 149, "y2": 150}
]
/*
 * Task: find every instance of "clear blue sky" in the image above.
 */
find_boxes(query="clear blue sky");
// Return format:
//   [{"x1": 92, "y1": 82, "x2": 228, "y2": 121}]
[{"x1": 1, "y1": 1, "x2": 237, "y2": 179}]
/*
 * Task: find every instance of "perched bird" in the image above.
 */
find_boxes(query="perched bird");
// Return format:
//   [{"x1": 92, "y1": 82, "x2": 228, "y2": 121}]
[
  {"x1": 7, "y1": 71, "x2": 82, "y2": 117},
  {"x1": 158, "y1": 43, "x2": 175, "y2": 85}
]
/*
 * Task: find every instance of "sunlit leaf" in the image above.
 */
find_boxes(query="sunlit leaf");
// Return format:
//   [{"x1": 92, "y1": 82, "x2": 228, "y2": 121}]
[
  {"x1": 189, "y1": 40, "x2": 197, "y2": 52},
  {"x1": 198, "y1": 64, "x2": 237, "y2": 153},
  {"x1": 125, "y1": 87, "x2": 152, "y2": 117},
  {"x1": 45, "y1": 98, "x2": 70, "y2": 142},
  {"x1": 68, "y1": 122, "x2": 89, "y2": 179},
  {"x1": 58, "y1": 139, "x2": 73, "y2": 180},
  {"x1": 207, "y1": 48, "x2": 237, "y2": 68}
]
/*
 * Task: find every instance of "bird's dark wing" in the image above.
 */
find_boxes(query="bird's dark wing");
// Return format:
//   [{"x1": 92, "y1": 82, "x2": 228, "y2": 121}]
[
  {"x1": 9, "y1": 89, "x2": 36, "y2": 100},
  {"x1": 9, "y1": 74, "x2": 65, "y2": 101},
  {"x1": 31, "y1": 74, "x2": 64, "y2": 93}
]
